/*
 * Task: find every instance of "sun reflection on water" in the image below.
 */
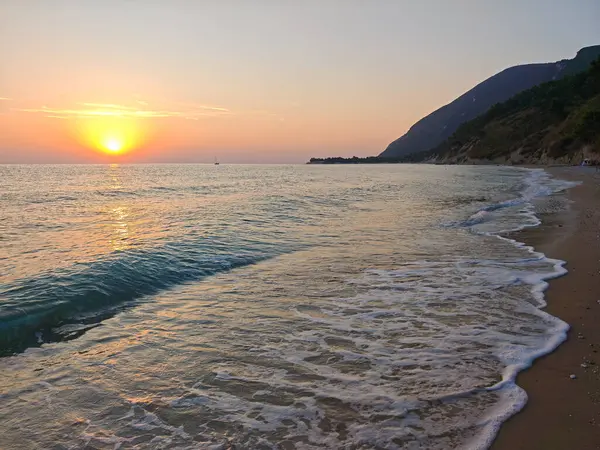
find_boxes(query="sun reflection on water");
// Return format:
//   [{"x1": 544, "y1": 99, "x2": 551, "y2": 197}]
[
  {"x1": 108, "y1": 163, "x2": 122, "y2": 190},
  {"x1": 109, "y1": 206, "x2": 130, "y2": 251},
  {"x1": 104, "y1": 164, "x2": 135, "y2": 252}
]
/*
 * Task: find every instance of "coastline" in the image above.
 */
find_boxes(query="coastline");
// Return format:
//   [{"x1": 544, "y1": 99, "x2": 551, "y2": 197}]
[{"x1": 492, "y1": 166, "x2": 600, "y2": 449}]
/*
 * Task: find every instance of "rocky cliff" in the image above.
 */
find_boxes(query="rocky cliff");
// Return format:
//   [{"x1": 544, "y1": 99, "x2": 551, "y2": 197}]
[
  {"x1": 380, "y1": 46, "x2": 600, "y2": 159},
  {"x1": 416, "y1": 57, "x2": 600, "y2": 165}
]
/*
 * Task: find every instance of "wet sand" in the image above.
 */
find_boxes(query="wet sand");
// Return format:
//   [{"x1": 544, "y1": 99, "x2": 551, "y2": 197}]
[{"x1": 492, "y1": 167, "x2": 600, "y2": 450}]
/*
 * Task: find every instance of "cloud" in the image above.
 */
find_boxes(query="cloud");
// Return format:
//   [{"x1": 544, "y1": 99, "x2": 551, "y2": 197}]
[
  {"x1": 11, "y1": 99, "x2": 283, "y2": 123},
  {"x1": 173, "y1": 102, "x2": 230, "y2": 113},
  {"x1": 13, "y1": 101, "x2": 233, "y2": 120},
  {"x1": 0, "y1": 97, "x2": 11, "y2": 101},
  {"x1": 80, "y1": 102, "x2": 139, "y2": 110}
]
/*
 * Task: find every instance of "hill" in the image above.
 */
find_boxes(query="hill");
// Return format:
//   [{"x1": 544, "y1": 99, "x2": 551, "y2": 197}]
[
  {"x1": 380, "y1": 46, "x2": 600, "y2": 159},
  {"x1": 411, "y1": 58, "x2": 600, "y2": 164}
]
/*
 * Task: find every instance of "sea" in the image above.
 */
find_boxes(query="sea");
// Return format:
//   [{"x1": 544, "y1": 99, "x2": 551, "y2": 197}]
[{"x1": 0, "y1": 164, "x2": 576, "y2": 449}]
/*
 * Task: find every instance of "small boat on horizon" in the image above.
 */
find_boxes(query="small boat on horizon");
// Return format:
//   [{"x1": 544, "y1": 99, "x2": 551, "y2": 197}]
[{"x1": 214, "y1": 157, "x2": 220, "y2": 165}]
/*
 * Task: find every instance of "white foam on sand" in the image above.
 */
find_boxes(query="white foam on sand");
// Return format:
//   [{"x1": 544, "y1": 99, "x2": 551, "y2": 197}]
[
  {"x1": 111, "y1": 169, "x2": 581, "y2": 449},
  {"x1": 0, "y1": 168, "x2": 580, "y2": 450},
  {"x1": 152, "y1": 170, "x2": 579, "y2": 449},
  {"x1": 463, "y1": 168, "x2": 579, "y2": 449}
]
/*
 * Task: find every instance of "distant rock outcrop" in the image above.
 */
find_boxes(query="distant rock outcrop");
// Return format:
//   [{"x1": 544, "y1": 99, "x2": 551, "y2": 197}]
[{"x1": 380, "y1": 46, "x2": 600, "y2": 159}]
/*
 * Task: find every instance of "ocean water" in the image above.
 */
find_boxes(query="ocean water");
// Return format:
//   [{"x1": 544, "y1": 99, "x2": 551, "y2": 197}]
[{"x1": 0, "y1": 164, "x2": 575, "y2": 449}]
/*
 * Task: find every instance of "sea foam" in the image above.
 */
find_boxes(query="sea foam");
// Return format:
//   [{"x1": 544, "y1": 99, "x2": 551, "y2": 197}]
[
  {"x1": 0, "y1": 165, "x2": 581, "y2": 449},
  {"x1": 456, "y1": 168, "x2": 578, "y2": 449}
]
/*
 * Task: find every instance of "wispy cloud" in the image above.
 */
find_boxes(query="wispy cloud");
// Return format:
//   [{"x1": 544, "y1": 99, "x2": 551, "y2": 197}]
[
  {"x1": 173, "y1": 102, "x2": 231, "y2": 113},
  {"x1": 13, "y1": 101, "x2": 232, "y2": 120},
  {"x1": 11, "y1": 99, "x2": 284, "y2": 123},
  {"x1": 0, "y1": 97, "x2": 11, "y2": 101},
  {"x1": 80, "y1": 102, "x2": 139, "y2": 110}
]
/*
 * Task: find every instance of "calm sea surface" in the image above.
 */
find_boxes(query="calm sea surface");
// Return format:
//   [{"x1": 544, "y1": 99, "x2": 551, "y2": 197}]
[{"x1": 0, "y1": 164, "x2": 574, "y2": 449}]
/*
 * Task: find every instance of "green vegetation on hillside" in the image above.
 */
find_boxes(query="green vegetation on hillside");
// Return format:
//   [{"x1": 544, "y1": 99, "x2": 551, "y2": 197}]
[
  {"x1": 380, "y1": 45, "x2": 600, "y2": 160},
  {"x1": 419, "y1": 57, "x2": 600, "y2": 163}
]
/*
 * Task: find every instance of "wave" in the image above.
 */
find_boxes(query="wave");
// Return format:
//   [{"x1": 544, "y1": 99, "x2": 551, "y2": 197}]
[
  {"x1": 458, "y1": 168, "x2": 577, "y2": 449},
  {"x1": 0, "y1": 166, "x2": 581, "y2": 448},
  {"x1": 453, "y1": 169, "x2": 575, "y2": 231},
  {"x1": 0, "y1": 239, "x2": 289, "y2": 355}
]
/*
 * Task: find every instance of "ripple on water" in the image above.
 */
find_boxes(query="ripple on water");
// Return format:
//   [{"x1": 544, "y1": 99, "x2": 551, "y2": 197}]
[{"x1": 0, "y1": 165, "x2": 577, "y2": 449}]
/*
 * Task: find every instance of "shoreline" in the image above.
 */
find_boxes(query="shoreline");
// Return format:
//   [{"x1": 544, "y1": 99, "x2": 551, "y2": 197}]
[{"x1": 492, "y1": 166, "x2": 600, "y2": 449}]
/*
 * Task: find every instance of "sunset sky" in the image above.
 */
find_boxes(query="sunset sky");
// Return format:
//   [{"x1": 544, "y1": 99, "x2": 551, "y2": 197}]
[{"x1": 1, "y1": 1, "x2": 599, "y2": 163}]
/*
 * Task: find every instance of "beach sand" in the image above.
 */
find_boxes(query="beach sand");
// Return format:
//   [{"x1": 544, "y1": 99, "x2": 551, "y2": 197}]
[{"x1": 492, "y1": 167, "x2": 600, "y2": 450}]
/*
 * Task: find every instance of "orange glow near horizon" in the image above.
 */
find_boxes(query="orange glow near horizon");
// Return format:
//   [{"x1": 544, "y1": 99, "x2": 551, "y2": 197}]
[
  {"x1": 70, "y1": 117, "x2": 145, "y2": 157},
  {"x1": 1, "y1": 95, "x2": 402, "y2": 162}
]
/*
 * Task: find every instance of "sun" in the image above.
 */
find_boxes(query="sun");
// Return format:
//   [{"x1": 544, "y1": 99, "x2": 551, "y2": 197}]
[
  {"x1": 70, "y1": 116, "x2": 148, "y2": 157},
  {"x1": 104, "y1": 137, "x2": 124, "y2": 153}
]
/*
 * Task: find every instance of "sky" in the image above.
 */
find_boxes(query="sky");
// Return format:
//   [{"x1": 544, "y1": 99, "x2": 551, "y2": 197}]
[{"x1": 1, "y1": 0, "x2": 599, "y2": 163}]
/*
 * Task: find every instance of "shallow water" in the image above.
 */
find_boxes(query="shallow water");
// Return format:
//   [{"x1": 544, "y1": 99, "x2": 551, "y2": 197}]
[{"x1": 0, "y1": 164, "x2": 575, "y2": 449}]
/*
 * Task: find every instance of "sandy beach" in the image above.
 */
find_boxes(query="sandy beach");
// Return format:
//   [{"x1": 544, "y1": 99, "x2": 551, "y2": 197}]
[{"x1": 492, "y1": 166, "x2": 600, "y2": 449}]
